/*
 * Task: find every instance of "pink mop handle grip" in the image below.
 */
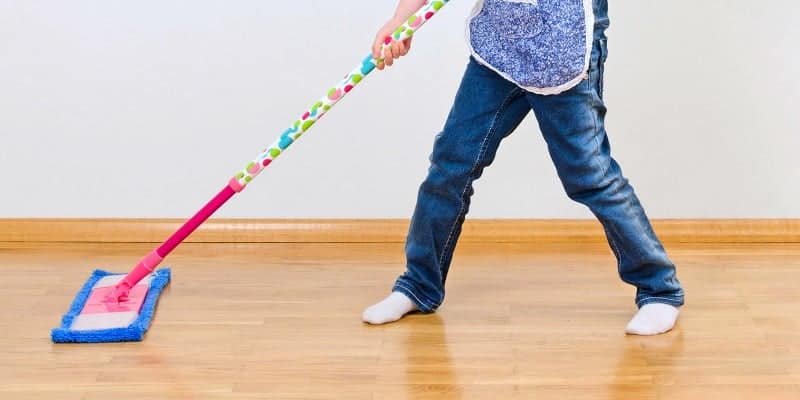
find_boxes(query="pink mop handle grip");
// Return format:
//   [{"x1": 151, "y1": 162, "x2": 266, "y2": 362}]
[
  {"x1": 111, "y1": 0, "x2": 451, "y2": 299},
  {"x1": 112, "y1": 185, "x2": 236, "y2": 298}
]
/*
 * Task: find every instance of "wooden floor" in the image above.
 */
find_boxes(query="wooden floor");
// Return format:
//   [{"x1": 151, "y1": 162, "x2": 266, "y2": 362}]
[{"x1": 1, "y1": 241, "x2": 799, "y2": 399}]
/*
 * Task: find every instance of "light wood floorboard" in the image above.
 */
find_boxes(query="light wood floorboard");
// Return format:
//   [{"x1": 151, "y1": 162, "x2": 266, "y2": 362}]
[{"x1": 1, "y1": 241, "x2": 799, "y2": 399}]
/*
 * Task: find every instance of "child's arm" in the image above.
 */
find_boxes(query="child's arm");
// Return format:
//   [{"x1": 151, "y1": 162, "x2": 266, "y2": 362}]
[{"x1": 372, "y1": 0, "x2": 426, "y2": 70}]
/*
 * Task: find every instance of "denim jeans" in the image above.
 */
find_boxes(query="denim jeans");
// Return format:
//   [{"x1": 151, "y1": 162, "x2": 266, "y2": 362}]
[{"x1": 393, "y1": 0, "x2": 685, "y2": 312}]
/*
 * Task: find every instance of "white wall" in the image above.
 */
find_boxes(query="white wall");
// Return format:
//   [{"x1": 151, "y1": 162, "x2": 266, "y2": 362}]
[{"x1": 1, "y1": 1, "x2": 798, "y2": 218}]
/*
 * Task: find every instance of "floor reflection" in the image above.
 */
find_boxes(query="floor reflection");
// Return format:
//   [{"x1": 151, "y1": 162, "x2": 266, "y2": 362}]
[
  {"x1": 610, "y1": 329, "x2": 685, "y2": 400},
  {"x1": 403, "y1": 314, "x2": 461, "y2": 400}
]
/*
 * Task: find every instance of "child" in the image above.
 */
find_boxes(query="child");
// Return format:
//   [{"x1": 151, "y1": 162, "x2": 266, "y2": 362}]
[{"x1": 362, "y1": 0, "x2": 684, "y2": 335}]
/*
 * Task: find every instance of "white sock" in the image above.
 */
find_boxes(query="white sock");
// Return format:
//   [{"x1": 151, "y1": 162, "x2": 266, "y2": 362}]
[
  {"x1": 625, "y1": 303, "x2": 680, "y2": 335},
  {"x1": 362, "y1": 292, "x2": 417, "y2": 325}
]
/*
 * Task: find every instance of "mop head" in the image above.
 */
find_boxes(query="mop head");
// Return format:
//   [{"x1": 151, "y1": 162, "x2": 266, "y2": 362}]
[{"x1": 51, "y1": 268, "x2": 171, "y2": 343}]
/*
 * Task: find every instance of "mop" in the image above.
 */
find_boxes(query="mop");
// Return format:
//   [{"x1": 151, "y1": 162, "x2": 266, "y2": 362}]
[{"x1": 51, "y1": 1, "x2": 452, "y2": 343}]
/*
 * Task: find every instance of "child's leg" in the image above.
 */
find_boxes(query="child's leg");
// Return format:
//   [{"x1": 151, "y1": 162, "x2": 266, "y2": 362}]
[
  {"x1": 363, "y1": 57, "x2": 532, "y2": 324},
  {"x1": 525, "y1": 38, "x2": 684, "y2": 334}
]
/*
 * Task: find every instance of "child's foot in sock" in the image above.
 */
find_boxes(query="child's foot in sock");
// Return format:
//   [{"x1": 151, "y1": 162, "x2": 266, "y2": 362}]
[
  {"x1": 625, "y1": 303, "x2": 680, "y2": 335},
  {"x1": 362, "y1": 292, "x2": 417, "y2": 325}
]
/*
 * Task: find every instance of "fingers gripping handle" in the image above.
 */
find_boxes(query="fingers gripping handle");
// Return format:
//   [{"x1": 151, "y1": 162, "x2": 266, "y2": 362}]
[
  {"x1": 227, "y1": 0, "x2": 451, "y2": 192},
  {"x1": 375, "y1": 1, "x2": 442, "y2": 62}
]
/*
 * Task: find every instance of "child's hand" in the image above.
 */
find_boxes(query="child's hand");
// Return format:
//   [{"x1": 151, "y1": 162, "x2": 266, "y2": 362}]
[{"x1": 372, "y1": 18, "x2": 414, "y2": 71}]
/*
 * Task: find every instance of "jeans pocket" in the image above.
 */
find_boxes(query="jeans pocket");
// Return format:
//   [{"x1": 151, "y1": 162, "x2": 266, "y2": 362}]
[{"x1": 485, "y1": 0, "x2": 545, "y2": 39}]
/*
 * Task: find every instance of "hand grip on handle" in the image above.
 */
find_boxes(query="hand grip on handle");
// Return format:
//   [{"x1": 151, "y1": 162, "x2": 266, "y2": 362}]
[{"x1": 375, "y1": 15, "x2": 418, "y2": 63}]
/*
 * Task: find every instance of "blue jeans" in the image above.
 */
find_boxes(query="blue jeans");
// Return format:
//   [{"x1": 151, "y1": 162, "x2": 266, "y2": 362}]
[{"x1": 393, "y1": 0, "x2": 684, "y2": 312}]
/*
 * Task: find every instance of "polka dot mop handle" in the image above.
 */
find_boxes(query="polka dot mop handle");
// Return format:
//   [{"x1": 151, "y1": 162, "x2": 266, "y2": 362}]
[
  {"x1": 228, "y1": 0, "x2": 451, "y2": 192},
  {"x1": 110, "y1": 1, "x2": 451, "y2": 299}
]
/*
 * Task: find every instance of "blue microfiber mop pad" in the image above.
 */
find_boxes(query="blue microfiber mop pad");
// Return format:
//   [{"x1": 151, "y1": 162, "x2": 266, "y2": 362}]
[{"x1": 51, "y1": 268, "x2": 171, "y2": 343}]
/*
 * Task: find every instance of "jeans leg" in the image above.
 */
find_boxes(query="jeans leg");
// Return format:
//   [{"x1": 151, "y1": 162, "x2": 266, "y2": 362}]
[
  {"x1": 525, "y1": 40, "x2": 684, "y2": 308},
  {"x1": 394, "y1": 58, "x2": 532, "y2": 312}
]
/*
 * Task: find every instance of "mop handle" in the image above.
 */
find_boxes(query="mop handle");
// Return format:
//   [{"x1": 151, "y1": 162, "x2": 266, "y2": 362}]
[
  {"x1": 228, "y1": 0, "x2": 451, "y2": 193},
  {"x1": 110, "y1": 0, "x2": 452, "y2": 300}
]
